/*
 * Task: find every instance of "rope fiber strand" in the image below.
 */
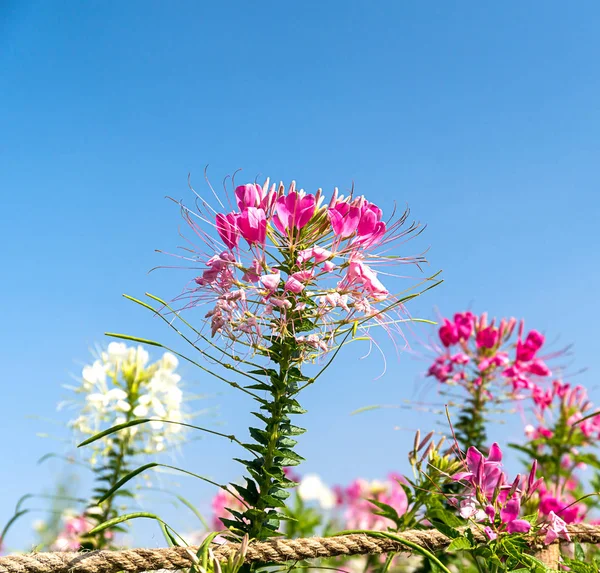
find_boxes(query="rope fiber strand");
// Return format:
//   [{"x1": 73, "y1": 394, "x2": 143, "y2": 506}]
[{"x1": 2, "y1": 525, "x2": 600, "y2": 573}]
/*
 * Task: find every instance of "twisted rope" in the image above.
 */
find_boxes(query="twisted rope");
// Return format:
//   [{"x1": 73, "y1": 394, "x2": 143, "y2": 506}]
[{"x1": 2, "y1": 525, "x2": 600, "y2": 573}]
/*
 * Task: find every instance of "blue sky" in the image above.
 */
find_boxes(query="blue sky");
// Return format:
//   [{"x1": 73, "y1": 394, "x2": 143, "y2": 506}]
[{"x1": 2, "y1": 1, "x2": 600, "y2": 548}]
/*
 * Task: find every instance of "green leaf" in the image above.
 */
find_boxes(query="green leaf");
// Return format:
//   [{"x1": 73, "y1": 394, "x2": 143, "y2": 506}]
[
  {"x1": 96, "y1": 463, "x2": 158, "y2": 503},
  {"x1": 275, "y1": 448, "x2": 304, "y2": 461},
  {"x1": 368, "y1": 499, "x2": 400, "y2": 524},
  {"x1": 105, "y1": 332, "x2": 164, "y2": 347},
  {"x1": 294, "y1": 319, "x2": 315, "y2": 333},
  {"x1": 266, "y1": 516, "x2": 283, "y2": 529},
  {"x1": 270, "y1": 489, "x2": 291, "y2": 501},
  {"x1": 500, "y1": 537, "x2": 525, "y2": 561},
  {"x1": 429, "y1": 520, "x2": 460, "y2": 540},
  {"x1": 245, "y1": 383, "x2": 272, "y2": 392},
  {"x1": 159, "y1": 523, "x2": 180, "y2": 547},
  {"x1": 1, "y1": 510, "x2": 30, "y2": 543},
  {"x1": 78, "y1": 419, "x2": 151, "y2": 446},
  {"x1": 175, "y1": 495, "x2": 209, "y2": 529},
  {"x1": 446, "y1": 537, "x2": 473, "y2": 552},
  {"x1": 257, "y1": 495, "x2": 286, "y2": 508},
  {"x1": 251, "y1": 412, "x2": 270, "y2": 424},
  {"x1": 248, "y1": 368, "x2": 278, "y2": 377},
  {"x1": 277, "y1": 436, "x2": 298, "y2": 448},
  {"x1": 231, "y1": 482, "x2": 259, "y2": 506},
  {"x1": 243, "y1": 443, "x2": 267, "y2": 455},
  {"x1": 288, "y1": 367, "x2": 310, "y2": 382},
  {"x1": 78, "y1": 418, "x2": 244, "y2": 450},
  {"x1": 217, "y1": 518, "x2": 246, "y2": 532},
  {"x1": 521, "y1": 512, "x2": 539, "y2": 525},
  {"x1": 427, "y1": 508, "x2": 464, "y2": 528},
  {"x1": 88, "y1": 512, "x2": 166, "y2": 535},
  {"x1": 508, "y1": 443, "x2": 538, "y2": 457},
  {"x1": 286, "y1": 401, "x2": 308, "y2": 415},
  {"x1": 283, "y1": 424, "x2": 306, "y2": 436},
  {"x1": 249, "y1": 427, "x2": 270, "y2": 445}
]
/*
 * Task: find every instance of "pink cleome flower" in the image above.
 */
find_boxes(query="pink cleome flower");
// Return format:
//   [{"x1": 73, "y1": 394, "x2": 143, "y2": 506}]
[
  {"x1": 171, "y1": 178, "x2": 426, "y2": 359},
  {"x1": 51, "y1": 514, "x2": 112, "y2": 551},
  {"x1": 426, "y1": 312, "x2": 554, "y2": 400},
  {"x1": 451, "y1": 443, "x2": 541, "y2": 539},
  {"x1": 338, "y1": 475, "x2": 408, "y2": 531}
]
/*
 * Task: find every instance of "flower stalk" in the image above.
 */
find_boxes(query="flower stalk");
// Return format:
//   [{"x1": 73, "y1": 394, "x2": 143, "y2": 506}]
[
  {"x1": 161, "y1": 178, "x2": 435, "y2": 541},
  {"x1": 427, "y1": 312, "x2": 554, "y2": 453},
  {"x1": 67, "y1": 343, "x2": 187, "y2": 549}
]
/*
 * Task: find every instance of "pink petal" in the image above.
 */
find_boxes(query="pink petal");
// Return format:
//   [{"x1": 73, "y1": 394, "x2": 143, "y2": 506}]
[
  {"x1": 484, "y1": 526, "x2": 497, "y2": 540},
  {"x1": 260, "y1": 271, "x2": 281, "y2": 291},
  {"x1": 466, "y1": 447, "x2": 484, "y2": 473},
  {"x1": 488, "y1": 443, "x2": 503, "y2": 463},
  {"x1": 506, "y1": 519, "x2": 531, "y2": 534},
  {"x1": 500, "y1": 498, "x2": 520, "y2": 523},
  {"x1": 285, "y1": 277, "x2": 305, "y2": 293}
]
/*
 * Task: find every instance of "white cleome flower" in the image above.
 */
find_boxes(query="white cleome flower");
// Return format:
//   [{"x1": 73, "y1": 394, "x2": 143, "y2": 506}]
[
  {"x1": 160, "y1": 352, "x2": 179, "y2": 370},
  {"x1": 102, "y1": 342, "x2": 130, "y2": 365},
  {"x1": 68, "y1": 345, "x2": 187, "y2": 458},
  {"x1": 297, "y1": 474, "x2": 337, "y2": 510},
  {"x1": 81, "y1": 361, "x2": 107, "y2": 390}
]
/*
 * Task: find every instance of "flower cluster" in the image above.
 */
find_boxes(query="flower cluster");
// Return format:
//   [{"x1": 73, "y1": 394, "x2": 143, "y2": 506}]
[
  {"x1": 211, "y1": 486, "x2": 247, "y2": 531},
  {"x1": 451, "y1": 443, "x2": 569, "y2": 544},
  {"x1": 50, "y1": 512, "x2": 112, "y2": 551},
  {"x1": 336, "y1": 475, "x2": 408, "y2": 531},
  {"x1": 67, "y1": 342, "x2": 185, "y2": 457},
  {"x1": 425, "y1": 312, "x2": 555, "y2": 451},
  {"x1": 178, "y1": 179, "x2": 423, "y2": 358},
  {"x1": 211, "y1": 471, "x2": 337, "y2": 532},
  {"x1": 427, "y1": 312, "x2": 552, "y2": 395},
  {"x1": 520, "y1": 380, "x2": 600, "y2": 526},
  {"x1": 538, "y1": 482, "x2": 584, "y2": 525},
  {"x1": 527, "y1": 380, "x2": 599, "y2": 441},
  {"x1": 210, "y1": 472, "x2": 407, "y2": 534}
]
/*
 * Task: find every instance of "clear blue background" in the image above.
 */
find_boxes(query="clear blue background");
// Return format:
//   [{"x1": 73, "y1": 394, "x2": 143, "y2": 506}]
[{"x1": 2, "y1": 1, "x2": 599, "y2": 548}]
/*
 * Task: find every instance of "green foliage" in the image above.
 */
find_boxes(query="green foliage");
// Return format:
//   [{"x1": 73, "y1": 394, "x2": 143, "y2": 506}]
[
  {"x1": 562, "y1": 543, "x2": 600, "y2": 573},
  {"x1": 454, "y1": 382, "x2": 489, "y2": 454}
]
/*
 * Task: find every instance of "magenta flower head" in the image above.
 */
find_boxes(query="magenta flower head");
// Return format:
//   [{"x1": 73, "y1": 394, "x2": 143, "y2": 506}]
[
  {"x1": 476, "y1": 326, "x2": 499, "y2": 349},
  {"x1": 215, "y1": 212, "x2": 240, "y2": 250},
  {"x1": 339, "y1": 475, "x2": 408, "y2": 531},
  {"x1": 516, "y1": 329, "x2": 545, "y2": 362},
  {"x1": 356, "y1": 202, "x2": 382, "y2": 235},
  {"x1": 354, "y1": 201, "x2": 386, "y2": 247},
  {"x1": 328, "y1": 201, "x2": 361, "y2": 238},
  {"x1": 542, "y1": 511, "x2": 570, "y2": 545},
  {"x1": 425, "y1": 311, "x2": 555, "y2": 453},
  {"x1": 454, "y1": 312, "x2": 474, "y2": 340},
  {"x1": 237, "y1": 207, "x2": 267, "y2": 245},
  {"x1": 452, "y1": 442, "x2": 539, "y2": 540},
  {"x1": 453, "y1": 442, "x2": 504, "y2": 499},
  {"x1": 148, "y1": 174, "x2": 435, "y2": 541},
  {"x1": 500, "y1": 498, "x2": 531, "y2": 534},
  {"x1": 171, "y1": 176, "x2": 430, "y2": 358},
  {"x1": 342, "y1": 258, "x2": 388, "y2": 298},
  {"x1": 234, "y1": 183, "x2": 265, "y2": 210},
  {"x1": 273, "y1": 191, "x2": 316, "y2": 233},
  {"x1": 439, "y1": 318, "x2": 459, "y2": 347}
]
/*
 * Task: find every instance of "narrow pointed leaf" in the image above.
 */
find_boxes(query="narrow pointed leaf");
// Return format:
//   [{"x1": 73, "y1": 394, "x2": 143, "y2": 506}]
[
  {"x1": 105, "y1": 333, "x2": 164, "y2": 347},
  {"x1": 88, "y1": 512, "x2": 166, "y2": 535},
  {"x1": 97, "y1": 463, "x2": 158, "y2": 503}
]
